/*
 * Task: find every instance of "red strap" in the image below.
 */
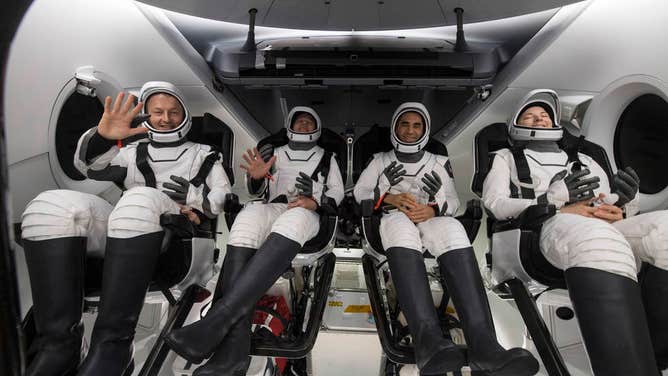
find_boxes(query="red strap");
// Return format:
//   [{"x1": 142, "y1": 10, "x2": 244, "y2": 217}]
[
  {"x1": 117, "y1": 139, "x2": 123, "y2": 148},
  {"x1": 374, "y1": 193, "x2": 387, "y2": 210}
]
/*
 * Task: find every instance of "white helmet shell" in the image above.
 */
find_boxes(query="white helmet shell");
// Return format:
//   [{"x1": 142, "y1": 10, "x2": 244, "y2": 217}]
[
  {"x1": 391, "y1": 102, "x2": 431, "y2": 153},
  {"x1": 285, "y1": 106, "x2": 321, "y2": 143},
  {"x1": 139, "y1": 81, "x2": 191, "y2": 143},
  {"x1": 509, "y1": 89, "x2": 563, "y2": 142}
]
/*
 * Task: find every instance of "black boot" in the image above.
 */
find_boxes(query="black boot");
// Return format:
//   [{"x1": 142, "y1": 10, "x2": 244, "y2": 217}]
[
  {"x1": 165, "y1": 232, "x2": 301, "y2": 364},
  {"x1": 386, "y1": 247, "x2": 465, "y2": 375},
  {"x1": 438, "y1": 247, "x2": 539, "y2": 376},
  {"x1": 641, "y1": 263, "x2": 668, "y2": 371},
  {"x1": 565, "y1": 267, "x2": 660, "y2": 376},
  {"x1": 78, "y1": 232, "x2": 164, "y2": 376},
  {"x1": 23, "y1": 237, "x2": 86, "y2": 376},
  {"x1": 193, "y1": 246, "x2": 256, "y2": 376}
]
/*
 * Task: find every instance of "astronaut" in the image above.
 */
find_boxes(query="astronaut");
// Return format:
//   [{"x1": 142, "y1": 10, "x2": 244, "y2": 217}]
[
  {"x1": 354, "y1": 102, "x2": 538, "y2": 376},
  {"x1": 482, "y1": 89, "x2": 668, "y2": 375},
  {"x1": 20, "y1": 81, "x2": 232, "y2": 376},
  {"x1": 164, "y1": 106, "x2": 344, "y2": 374}
]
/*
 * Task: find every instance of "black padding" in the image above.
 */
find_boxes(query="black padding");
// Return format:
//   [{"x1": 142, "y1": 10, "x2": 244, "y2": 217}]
[
  {"x1": 353, "y1": 125, "x2": 447, "y2": 183},
  {"x1": 188, "y1": 113, "x2": 236, "y2": 185},
  {"x1": 471, "y1": 123, "x2": 509, "y2": 197}
]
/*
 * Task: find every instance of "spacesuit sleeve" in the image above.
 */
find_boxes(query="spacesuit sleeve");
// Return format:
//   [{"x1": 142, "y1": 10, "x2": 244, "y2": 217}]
[
  {"x1": 433, "y1": 157, "x2": 459, "y2": 216},
  {"x1": 322, "y1": 154, "x2": 345, "y2": 206},
  {"x1": 73, "y1": 126, "x2": 129, "y2": 183},
  {"x1": 482, "y1": 152, "x2": 535, "y2": 220},
  {"x1": 353, "y1": 154, "x2": 383, "y2": 204}
]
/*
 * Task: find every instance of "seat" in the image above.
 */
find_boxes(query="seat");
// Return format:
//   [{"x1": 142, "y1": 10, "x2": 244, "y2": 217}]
[
  {"x1": 353, "y1": 125, "x2": 482, "y2": 370},
  {"x1": 471, "y1": 122, "x2": 615, "y2": 376},
  {"x1": 20, "y1": 112, "x2": 236, "y2": 376},
  {"x1": 216, "y1": 127, "x2": 344, "y2": 360}
]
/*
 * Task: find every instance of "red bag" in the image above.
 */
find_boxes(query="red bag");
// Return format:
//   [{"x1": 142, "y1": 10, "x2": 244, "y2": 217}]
[{"x1": 253, "y1": 295, "x2": 291, "y2": 374}]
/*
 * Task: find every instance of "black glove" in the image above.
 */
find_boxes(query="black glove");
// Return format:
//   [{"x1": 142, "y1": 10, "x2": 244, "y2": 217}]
[
  {"x1": 295, "y1": 172, "x2": 314, "y2": 197},
  {"x1": 382, "y1": 161, "x2": 406, "y2": 186},
  {"x1": 421, "y1": 171, "x2": 442, "y2": 201},
  {"x1": 611, "y1": 167, "x2": 639, "y2": 207},
  {"x1": 540, "y1": 168, "x2": 600, "y2": 204},
  {"x1": 162, "y1": 175, "x2": 190, "y2": 204}
]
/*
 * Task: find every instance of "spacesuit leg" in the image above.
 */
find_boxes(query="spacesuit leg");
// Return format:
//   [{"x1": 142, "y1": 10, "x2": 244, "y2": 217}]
[
  {"x1": 613, "y1": 210, "x2": 668, "y2": 370},
  {"x1": 79, "y1": 187, "x2": 179, "y2": 376},
  {"x1": 165, "y1": 206, "x2": 319, "y2": 364},
  {"x1": 380, "y1": 212, "x2": 465, "y2": 375},
  {"x1": 193, "y1": 246, "x2": 256, "y2": 376},
  {"x1": 20, "y1": 190, "x2": 112, "y2": 376},
  {"x1": 540, "y1": 213, "x2": 658, "y2": 376},
  {"x1": 191, "y1": 203, "x2": 279, "y2": 375},
  {"x1": 421, "y1": 217, "x2": 538, "y2": 376}
]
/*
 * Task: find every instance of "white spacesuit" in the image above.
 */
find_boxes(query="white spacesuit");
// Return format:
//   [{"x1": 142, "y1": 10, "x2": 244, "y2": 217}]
[
  {"x1": 354, "y1": 102, "x2": 538, "y2": 376},
  {"x1": 164, "y1": 106, "x2": 344, "y2": 375},
  {"x1": 20, "y1": 81, "x2": 232, "y2": 376},
  {"x1": 482, "y1": 89, "x2": 667, "y2": 375}
]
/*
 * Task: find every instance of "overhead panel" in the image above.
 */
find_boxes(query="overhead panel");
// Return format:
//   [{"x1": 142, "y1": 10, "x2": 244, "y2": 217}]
[{"x1": 137, "y1": 0, "x2": 585, "y2": 31}]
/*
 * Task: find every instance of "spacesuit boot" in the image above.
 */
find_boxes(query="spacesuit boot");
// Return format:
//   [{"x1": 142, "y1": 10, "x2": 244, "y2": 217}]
[
  {"x1": 165, "y1": 232, "x2": 301, "y2": 364},
  {"x1": 640, "y1": 264, "x2": 668, "y2": 371},
  {"x1": 78, "y1": 231, "x2": 164, "y2": 376},
  {"x1": 438, "y1": 247, "x2": 539, "y2": 376},
  {"x1": 193, "y1": 246, "x2": 256, "y2": 376},
  {"x1": 23, "y1": 237, "x2": 86, "y2": 376},
  {"x1": 386, "y1": 247, "x2": 465, "y2": 375},
  {"x1": 565, "y1": 267, "x2": 660, "y2": 376}
]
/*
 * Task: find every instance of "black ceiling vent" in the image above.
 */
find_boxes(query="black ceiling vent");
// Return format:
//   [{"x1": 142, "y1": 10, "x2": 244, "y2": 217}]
[{"x1": 614, "y1": 94, "x2": 668, "y2": 194}]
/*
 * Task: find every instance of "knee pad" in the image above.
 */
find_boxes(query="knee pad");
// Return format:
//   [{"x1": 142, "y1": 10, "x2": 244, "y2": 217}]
[
  {"x1": 228, "y1": 204, "x2": 275, "y2": 249},
  {"x1": 419, "y1": 217, "x2": 471, "y2": 258},
  {"x1": 21, "y1": 190, "x2": 105, "y2": 241},
  {"x1": 379, "y1": 212, "x2": 421, "y2": 251},
  {"x1": 108, "y1": 187, "x2": 177, "y2": 238},
  {"x1": 568, "y1": 222, "x2": 637, "y2": 281},
  {"x1": 271, "y1": 207, "x2": 320, "y2": 246},
  {"x1": 635, "y1": 211, "x2": 668, "y2": 271}
]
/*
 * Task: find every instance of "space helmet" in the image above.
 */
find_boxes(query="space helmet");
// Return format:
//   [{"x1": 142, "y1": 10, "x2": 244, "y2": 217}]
[
  {"x1": 508, "y1": 89, "x2": 562, "y2": 142},
  {"x1": 139, "y1": 81, "x2": 191, "y2": 143},
  {"x1": 285, "y1": 106, "x2": 322, "y2": 143},
  {"x1": 390, "y1": 102, "x2": 431, "y2": 153}
]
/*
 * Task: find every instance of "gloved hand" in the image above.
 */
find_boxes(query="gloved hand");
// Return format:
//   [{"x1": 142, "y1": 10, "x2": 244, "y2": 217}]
[
  {"x1": 611, "y1": 167, "x2": 639, "y2": 207},
  {"x1": 162, "y1": 175, "x2": 191, "y2": 205},
  {"x1": 541, "y1": 168, "x2": 600, "y2": 207},
  {"x1": 421, "y1": 171, "x2": 442, "y2": 201},
  {"x1": 382, "y1": 161, "x2": 406, "y2": 186},
  {"x1": 295, "y1": 172, "x2": 314, "y2": 197}
]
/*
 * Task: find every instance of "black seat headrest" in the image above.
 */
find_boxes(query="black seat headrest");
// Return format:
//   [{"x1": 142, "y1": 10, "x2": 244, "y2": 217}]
[
  {"x1": 353, "y1": 125, "x2": 447, "y2": 183},
  {"x1": 188, "y1": 113, "x2": 235, "y2": 185}
]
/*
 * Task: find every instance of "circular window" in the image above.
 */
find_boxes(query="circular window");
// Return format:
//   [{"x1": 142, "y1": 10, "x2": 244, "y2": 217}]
[
  {"x1": 55, "y1": 92, "x2": 104, "y2": 180},
  {"x1": 614, "y1": 94, "x2": 668, "y2": 194}
]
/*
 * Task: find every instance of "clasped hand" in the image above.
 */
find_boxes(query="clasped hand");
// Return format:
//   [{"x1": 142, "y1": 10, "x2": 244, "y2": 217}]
[
  {"x1": 383, "y1": 192, "x2": 435, "y2": 224},
  {"x1": 560, "y1": 194, "x2": 623, "y2": 223}
]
